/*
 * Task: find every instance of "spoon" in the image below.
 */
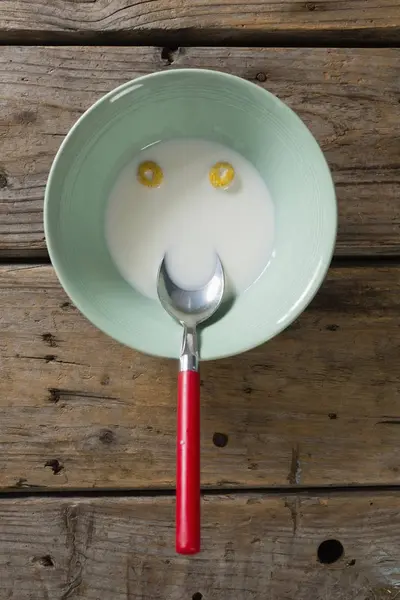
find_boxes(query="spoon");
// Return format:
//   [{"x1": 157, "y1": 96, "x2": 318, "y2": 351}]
[{"x1": 157, "y1": 254, "x2": 225, "y2": 554}]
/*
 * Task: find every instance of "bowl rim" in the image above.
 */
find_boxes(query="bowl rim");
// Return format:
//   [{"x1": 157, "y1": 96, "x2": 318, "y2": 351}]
[{"x1": 44, "y1": 68, "x2": 337, "y2": 361}]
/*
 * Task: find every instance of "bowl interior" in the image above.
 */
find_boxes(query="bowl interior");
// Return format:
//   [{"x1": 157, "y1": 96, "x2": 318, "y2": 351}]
[{"x1": 45, "y1": 69, "x2": 336, "y2": 360}]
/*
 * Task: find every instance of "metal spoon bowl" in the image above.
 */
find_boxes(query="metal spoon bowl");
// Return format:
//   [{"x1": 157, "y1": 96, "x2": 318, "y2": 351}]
[{"x1": 157, "y1": 255, "x2": 225, "y2": 327}]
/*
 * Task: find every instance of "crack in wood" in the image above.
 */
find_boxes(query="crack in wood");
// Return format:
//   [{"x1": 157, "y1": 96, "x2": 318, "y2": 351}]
[
  {"x1": 16, "y1": 354, "x2": 88, "y2": 367},
  {"x1": 287, "y1": 445, "x2": 301, "y2": 485},
  {"x1": 284, "y1": 497, "x2": 300, "y2": 536},
  {"x1": 61, "y1": 504, "x2": 85, "y2": 600},
  {"x1": 48, "y1": 388, "x2": 118, "y2": 404}
]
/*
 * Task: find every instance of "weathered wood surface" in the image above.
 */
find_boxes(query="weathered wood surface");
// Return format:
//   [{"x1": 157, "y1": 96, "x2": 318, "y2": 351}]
[
  {"x1": 0, "y1": 0, "x2": 399, "y2": 43},
  {"x1": 1, "y1": 46, "x2": 400, "y2": 258},
  {"x1": 0, "y1": 493, "x2": 399, "y2": 599},
  {"x1": 0, "y1": 263, "x2": 399, "y2": 490}
]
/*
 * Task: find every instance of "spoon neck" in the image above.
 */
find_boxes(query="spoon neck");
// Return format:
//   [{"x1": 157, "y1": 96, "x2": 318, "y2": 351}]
[{"x1": 180, "y1": 325, "x2": 199, "y2": 372}]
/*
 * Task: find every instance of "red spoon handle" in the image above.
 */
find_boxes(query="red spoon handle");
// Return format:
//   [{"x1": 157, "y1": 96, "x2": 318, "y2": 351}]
[{"x1": 176, "y1": 369, "x2": 200, "y2": 554}]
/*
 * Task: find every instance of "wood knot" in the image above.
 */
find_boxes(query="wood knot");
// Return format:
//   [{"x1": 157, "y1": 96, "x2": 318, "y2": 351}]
[
  {"x1": 31, "y1": 555, "x2": 54, "y2": 568},
  {"x1": 192, "y1": 594, "x2": 203, "y2": 600},
  {"x1": 42, "y1": 333, "x2": 57, "y2": 347},
  {"x1": 213, "y1": 432, "x2": 228, "y2": 448},
  {"x1": 44, "y1": 459, "x2": 64, "y2": 475},
  {"x1": 256, "y1": 72, "x2": 267, "y2": 82},
  {"x1": 248, "y1": 462, "x2": 258, "y2": 470},
  {"x1": 99, "y1": 429, "x2": 115, "y2": 444},
  {"x1": 161, "y1": 46, "x2": 180, "y2": 65},
  {"x1": 318, "y1": 539, "x2": 344, "y2": 564},
  {"x1": 326, "y1": 324, "x2": 340, "y2": 331},
  {"x1": 328, "y1": 413, "x2": 337, "y2": 420},
  {"x1": 347, "y1": 559, "x2": 356, "y2": 566},
  {"x1": 48, "y1": 388, "x2": 61, "y2": 403},
  {"x1": 305, "y1": 2, "x2": 316, "y2": 10}
]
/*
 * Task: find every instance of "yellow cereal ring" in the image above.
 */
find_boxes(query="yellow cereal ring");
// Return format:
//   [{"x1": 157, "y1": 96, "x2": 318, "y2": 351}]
[
  {"x1": 209, "y1": 161, "x2": 235, "y2": 189},
  {"x1": 137, "y1": 161, "x2": 163, "y2": 187}
]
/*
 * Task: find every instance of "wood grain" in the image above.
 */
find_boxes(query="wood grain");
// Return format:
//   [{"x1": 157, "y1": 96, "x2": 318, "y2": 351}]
[
  {"x1": 0, "y1": 263, "x2": 400, "y2": 490},
  {"x1": 0, "y1": 0, "x2": 399, "y2": 44},
  {"x1": 1, "y1": 46, "x2": 400, "y2": 258},
  {"x1": 0, "y1": 493, "x2": 399, "y2": 599}
]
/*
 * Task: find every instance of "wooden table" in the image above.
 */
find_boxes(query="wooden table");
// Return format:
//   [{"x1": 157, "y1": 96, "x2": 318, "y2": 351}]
[{"x1": 1, "y1": 3, "x2": 400, "y2": 599}]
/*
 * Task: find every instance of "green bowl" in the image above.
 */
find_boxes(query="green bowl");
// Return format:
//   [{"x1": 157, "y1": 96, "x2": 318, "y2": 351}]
[{"x1": 44, "y1": 69, "x2": 336, "y2": 360}]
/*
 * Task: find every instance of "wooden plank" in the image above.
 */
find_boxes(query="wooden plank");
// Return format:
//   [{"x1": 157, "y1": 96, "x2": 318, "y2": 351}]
[
  {"x1": 0, "y1": 0, "x2": 399, "y2": 44},
  {"x1": 1, "y1": 46, "x2": 400, "y2": 258},
  {"x1": 0, "y1": 492, "x2": 399, "y2": 599},
  {"x1": 0, "y1": 263, "x2": 400, "y2": 490}
]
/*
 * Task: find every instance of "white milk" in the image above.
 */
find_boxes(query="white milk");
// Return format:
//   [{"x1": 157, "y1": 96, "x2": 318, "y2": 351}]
[{"x1": 106, "y1": 139, "x2": 274, "y2": 299}]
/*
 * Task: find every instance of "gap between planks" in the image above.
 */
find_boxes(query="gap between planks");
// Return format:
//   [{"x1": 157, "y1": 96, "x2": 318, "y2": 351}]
[
  {"x1": 1, "y1": 29, "x2": 400, "y2": 48},
  {"x1": 2, "y1": 484, "x2": 400, "y2": 499}
]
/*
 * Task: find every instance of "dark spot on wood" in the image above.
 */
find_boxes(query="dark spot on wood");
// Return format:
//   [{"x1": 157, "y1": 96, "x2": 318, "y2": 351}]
[
  {"x1": 243, "y1": 386, "x2": 253, "y2": 394},
  {"x1": 60, "y1": 301, "x2": 71, "y2": 310},
  {"x1": 224, "y1": 541, "x2": 235, "y2": 561},
  {"x1": 0, "y1": 170, "x2": 8, "y2": 188},
  {"x1": 392, "y1": 466, "x2": 399, "y2": 473},
  {"x1": 347, "y1": 559, "x2": 356, "y2": 566},
  {"x1": 200, "y1": 379, "x2": 204, "y2": 387},
  {"x1": 246, "y1": 498, "x2": 261, "y2": 505},
  {"x1": 42, "y1": 333, "x2": 57, "y2": 347},
  {"x1": 326, "y1": 324, "x2": 340, "y2": 331},
  {"x1": 251, "y1": 537, "x2": 261, "y2": 544},
  {"x1": 216, "y1": 479, "x2": 238, "y2": 486},
  {"x1": 45, "y1": 459, "x2": 64, "y2": 475},
  {"x1": 164, "y1": 559, "x2": 170, "y2": 565},
  {"x1": 256, "y1": 72, "x2": 267, "y2": 82},
  {"x1": 318, "y1": 539, "x2": 344, "y2": 564},
  {"x1": 248, "y1": 462, "x2": 258, "y2": 470},
  {"x1": 306, "y1": 2, "x2": 316, "y2": 10},
  {"x1": 161, "y1": 46, "x2": 180, "y2": 65},
  {"x1": 192, "y1": 594, "x2": 203, "y2": 600},
  {"x1": 45, "y1": 354, "x2": 56, "y2": 363},
  {"x1": 99, "y1": 428, "x2": 115, "y2": 444},
  {"x1": 213, "y1": 432, "x2": 228, "y2": 447},
  {"x1": 370, "y1": 501, "x2": 373, "y2": 506},
  {"x1": 287, "y1": 444, "x2": 301, "y2": 484},
  {"x1": 328, "y1": 413, "x2": 337, "y2": 420},
  {"x1": 48, "y1": 388, "x2": 61, "y2": 403},
  {"x1": 14, "y1": 110, "x2": 37, "y2": 124},
  {"x1": 146, "y1": 425, "x2": 153, "y2": 431},
  {"x1": 31, "y1": 555, "x2": 54, "y2": 567},
  {"x1": 100, "y1": 374, "x2": 110, "y2": 386},
  {"x1": 251, "y1": 363, "x2": 272, "y2": 373}
]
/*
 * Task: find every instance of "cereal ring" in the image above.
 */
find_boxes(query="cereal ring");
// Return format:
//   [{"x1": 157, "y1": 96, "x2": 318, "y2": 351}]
[
  {"x1": 137, "y1": 161, "x2": 163, "y2": 187},
  {"x1": 209, "y1": 161, "x2": 235, "y2": 189}
]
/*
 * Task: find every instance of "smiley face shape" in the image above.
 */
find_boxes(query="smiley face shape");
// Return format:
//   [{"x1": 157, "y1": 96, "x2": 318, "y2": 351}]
[{"x1": 107, "y1": 139, "x2": 274, "y2": 300}]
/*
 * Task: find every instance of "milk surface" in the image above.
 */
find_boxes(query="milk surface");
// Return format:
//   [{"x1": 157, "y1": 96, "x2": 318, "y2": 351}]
[{"x1": 106, "y1": 139, "x2": 274, "y2": 299}]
